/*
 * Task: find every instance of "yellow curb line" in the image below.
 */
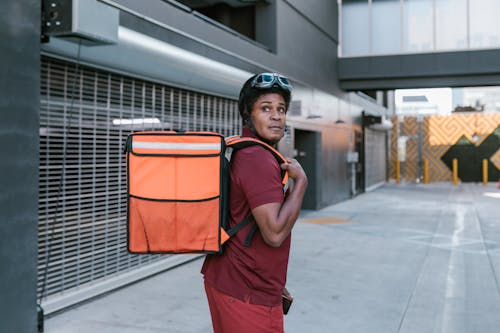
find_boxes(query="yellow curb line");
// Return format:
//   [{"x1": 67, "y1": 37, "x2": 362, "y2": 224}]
[{"x1": 300, "y1": 217, "x2": 351, "y2": 224}]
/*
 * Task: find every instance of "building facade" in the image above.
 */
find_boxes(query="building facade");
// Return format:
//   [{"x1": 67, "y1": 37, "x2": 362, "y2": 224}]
[
  {"x1": 36, "y1": 0, "x2": 391, "y2": 315},
  {"x1": 2, "y1": 0, "x2": 393, "y2": 329}
]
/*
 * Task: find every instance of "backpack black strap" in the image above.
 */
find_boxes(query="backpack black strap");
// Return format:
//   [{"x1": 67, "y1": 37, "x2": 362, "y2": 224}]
[
  {"x1": 225, "y1": 215, "x2": 259, "y2": 247},
  {"x1": 244, "y1": 222, "x2": 259, "y2": 247},
  {"x1": 226, "y1": 215, "x2": 253, "y2": 238}
]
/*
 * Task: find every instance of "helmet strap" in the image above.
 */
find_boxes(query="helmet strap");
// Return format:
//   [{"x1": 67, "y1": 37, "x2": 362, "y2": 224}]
[{"x1": 245, "y1": 116, "x2": 257, "y2": 135}]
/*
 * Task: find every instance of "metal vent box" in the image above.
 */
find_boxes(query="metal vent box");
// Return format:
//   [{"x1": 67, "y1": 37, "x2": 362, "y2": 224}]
[{"x1": 42, "y1": 0, "x2": 119, "y2": 45}]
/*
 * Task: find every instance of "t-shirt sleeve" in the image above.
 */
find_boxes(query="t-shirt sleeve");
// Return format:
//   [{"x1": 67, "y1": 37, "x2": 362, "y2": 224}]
[{"x1": 232, "y1": 146, "x2": 284, "y2": 209}]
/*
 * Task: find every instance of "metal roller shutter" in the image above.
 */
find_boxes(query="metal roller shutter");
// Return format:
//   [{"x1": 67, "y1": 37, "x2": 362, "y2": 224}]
[
  {"x1": 364, "y1": 128, "x2": 388, "y2": 191},
  {"x1": 38, "y1": 56, "x2": 241, "y2": 311}
]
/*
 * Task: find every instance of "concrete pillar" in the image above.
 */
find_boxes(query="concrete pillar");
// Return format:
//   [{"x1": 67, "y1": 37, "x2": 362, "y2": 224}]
[
  {"x1": 386, "y1": 90, "x2": 396, "y2": 116},
  {"x1": 376, "y1": 90, "x2": 385, "y2": 106},
  {"x1": 0, "y1": 1, "x2": 40, "y2": 331}
]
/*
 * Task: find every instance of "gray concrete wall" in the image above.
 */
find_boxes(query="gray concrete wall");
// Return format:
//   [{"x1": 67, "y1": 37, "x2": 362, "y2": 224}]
[
  {"x1": 284, "y1": 0, "x2": 338, "y2": 42},
  {"x1": 0, "y1": 0, "x2": 40, "y2": 332},
  {"x1": 111, "y1": 0, "x2": 361, "y2": 208},
  {"x1": 113, "y1": 0, "x2": 340, "y2": 94},
  {"x1": 47, "y1": 0, "x2": 385, "y2": 210},
  {"x1": 339, "y1": 49, "x2": 500, "y2": 90},
  {"x1": 288, "y1": 121, "x2": 355, "y2": 207},
  {"x1": 276, "y1": 0, "x2": 340, "y2": 94}
]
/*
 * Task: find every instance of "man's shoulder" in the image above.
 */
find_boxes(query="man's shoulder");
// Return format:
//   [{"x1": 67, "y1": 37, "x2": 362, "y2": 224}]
[
  {"x1": 230, "y1": 145, "x2": 280, "y2": 178},
  {"x1": 233, "y1": 144, "x2": 277, "y2": 161}
]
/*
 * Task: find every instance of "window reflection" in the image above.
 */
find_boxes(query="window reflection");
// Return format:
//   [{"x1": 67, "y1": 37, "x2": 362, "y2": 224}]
[
  {"x1": 470, "y1": 0, "x2": 500, "y2": 48},
  {"x1": 435, "y1": 0, "x2": 467, "y2": 50},
  {"x1": 403, "y1": 0, "x2": 433, "y2": 52},
  {"x1": 341, "y1": 0, "x2": 500, "y2": 57},
  {"x1": 372, "y1": 0, "x2": 401, "y2": 54},
  {"x1": 342, "y1": 0, "x2": 370, "y2": 56}
]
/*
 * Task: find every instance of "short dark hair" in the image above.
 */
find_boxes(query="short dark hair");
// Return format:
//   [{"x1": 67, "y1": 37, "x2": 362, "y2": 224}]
[{"x1": 238, "y1": 74, "x2": 291, "y2": 126}]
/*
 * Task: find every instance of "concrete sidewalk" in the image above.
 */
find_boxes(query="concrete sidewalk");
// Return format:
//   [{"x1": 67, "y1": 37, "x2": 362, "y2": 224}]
[{"x1": 45, "y1": 183, "x2": 500, "y2": 333}]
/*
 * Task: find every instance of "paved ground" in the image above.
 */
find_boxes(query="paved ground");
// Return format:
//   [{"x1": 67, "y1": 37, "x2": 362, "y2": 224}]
[{"x1": 45, "y1": 182, "x2": 500, "y2": 333}]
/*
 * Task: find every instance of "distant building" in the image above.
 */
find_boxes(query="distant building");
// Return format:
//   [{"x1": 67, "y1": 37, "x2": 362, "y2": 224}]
[
  {"x1": 453, "y1": 86, "x2": 500, "y2": 113},
  {"x1": 395, "y1": 89, "x2": 451, "y2": 116}
]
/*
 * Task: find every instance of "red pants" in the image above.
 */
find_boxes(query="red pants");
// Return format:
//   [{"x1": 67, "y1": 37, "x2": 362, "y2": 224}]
[{"x1": 204, "y1": 282, "x2": 284, "y2": 333}]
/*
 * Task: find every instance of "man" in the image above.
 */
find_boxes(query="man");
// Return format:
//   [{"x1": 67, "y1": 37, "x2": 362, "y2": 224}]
[{"x1": 202, "y1": 73, "x2": 308, "y2": 333}]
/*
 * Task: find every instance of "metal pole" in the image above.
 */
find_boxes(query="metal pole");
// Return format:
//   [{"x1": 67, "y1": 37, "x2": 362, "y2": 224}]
[
  {"x1": 396, "y1": 160, "x2": 401, "y2": 184},
  {"x1": 483, "y1": 159, "x2": 488, "y2": 186},
  {"x1": 417, "y1": 115, "x2": 423, "y2": 182},
  {"x1": 423, "y1": 159, "x2": 429, "y2": 184},
  {"x1": 452, "y1": 158, "x2": 458, "y2": 185}
]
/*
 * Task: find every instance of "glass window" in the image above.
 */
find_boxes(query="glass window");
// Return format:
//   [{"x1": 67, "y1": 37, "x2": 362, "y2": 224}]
[
  {"x1": 372, "y1": 0, "x2": 401, "y2": 54},
  {"x1": 435, "y1": 0, "x2": 467, "y2": 51},
  {"x1": 403, "y1": 0, "x2": 433, "y2": 52},
  {"x1": 470, "y1": 0, "x2": 500, "y2": 49},
  {"x1": 341, "y1": 0, "x2": 370, "y2": 56}
]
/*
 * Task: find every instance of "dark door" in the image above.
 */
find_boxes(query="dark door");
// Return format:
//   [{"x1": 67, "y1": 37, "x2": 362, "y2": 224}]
[
  {"x1": 355, "y1": 130, "x2": 364, "y2": 194},
  {"x1": 294, "y1": 129, "x2": 320, "y2": 210}
]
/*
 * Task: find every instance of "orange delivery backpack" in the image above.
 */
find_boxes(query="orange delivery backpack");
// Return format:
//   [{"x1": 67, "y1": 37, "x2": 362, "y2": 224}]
[{"x1": 125, "y1": 131, "x2": 289, "y2": 254}]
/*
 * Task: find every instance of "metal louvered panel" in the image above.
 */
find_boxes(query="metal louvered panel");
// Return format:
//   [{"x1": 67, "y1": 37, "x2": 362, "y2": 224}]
[
  {"x1": 38, "y1": 56, "x2": 241, "y2": 307},
  {"x1": 364, "y1": 128, "x2": 387, "y2": 191}
]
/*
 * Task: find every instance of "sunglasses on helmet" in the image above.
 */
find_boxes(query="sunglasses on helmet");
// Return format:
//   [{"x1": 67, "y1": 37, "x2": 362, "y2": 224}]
[{"x1": 251, "y1": 73, "x2": 293, "y2": 92}]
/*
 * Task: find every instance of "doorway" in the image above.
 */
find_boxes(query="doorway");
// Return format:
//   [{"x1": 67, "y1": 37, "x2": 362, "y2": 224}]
[
  {"x1": 294, "y1": 129, "x2": 321, "y2": 210},
  {"x1": 354, "y1": 129, "x2": 364, "y2": 194}
]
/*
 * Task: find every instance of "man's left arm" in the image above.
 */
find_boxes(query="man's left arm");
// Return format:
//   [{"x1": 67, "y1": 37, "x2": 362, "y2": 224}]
[{"x1": 251, "y1": 159, "x2": 308, "y2": 247}]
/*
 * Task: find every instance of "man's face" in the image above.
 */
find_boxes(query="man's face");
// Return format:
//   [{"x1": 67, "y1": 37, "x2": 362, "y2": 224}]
[{"x1": 250, "y1": 93, "x2": 287, "y2": 144}]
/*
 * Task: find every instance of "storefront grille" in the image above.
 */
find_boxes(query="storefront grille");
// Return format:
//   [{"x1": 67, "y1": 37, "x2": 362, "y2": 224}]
[
  {"x1": 364, "y1": 128, "x2": 387, "y2": 190},
  {"x1": 38, "y1": 56, "x2": 241, "y2": 304}
]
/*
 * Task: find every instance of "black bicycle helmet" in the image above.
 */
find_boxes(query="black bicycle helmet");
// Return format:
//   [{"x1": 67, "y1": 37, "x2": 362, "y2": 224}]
[{"x1": 238, "y1": 73, "x2": 292, "y2": 131}]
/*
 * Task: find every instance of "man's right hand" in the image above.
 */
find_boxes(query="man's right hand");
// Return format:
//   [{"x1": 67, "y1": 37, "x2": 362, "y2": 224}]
[{"x1": 280, "y1": 158, "x2": 307, "y2": 183}]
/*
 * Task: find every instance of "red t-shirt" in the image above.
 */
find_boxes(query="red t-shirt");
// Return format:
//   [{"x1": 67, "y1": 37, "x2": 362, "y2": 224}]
[{"x1": 201, "y1": 130, "x2": 290, "y2": 306}]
